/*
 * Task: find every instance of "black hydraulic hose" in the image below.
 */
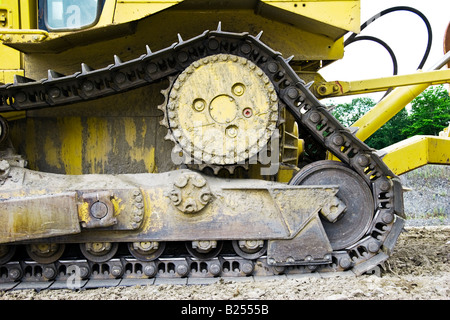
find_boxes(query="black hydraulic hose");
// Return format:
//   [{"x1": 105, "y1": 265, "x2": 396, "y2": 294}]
[
  {"x1": 344, "y1": 6, "x2": 433, "y2": 71},
  {"x1": 346, "y1": 35, "x2": 398, "y2": 76}
]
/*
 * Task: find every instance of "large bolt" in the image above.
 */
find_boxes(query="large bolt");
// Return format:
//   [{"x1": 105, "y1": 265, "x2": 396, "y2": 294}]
[
  {"x1": 287, "y1": 88, "x2": 299, "y2": 99},
  {"x1": 176, "y1": 264, "x2": 189, "y2": 277},
  {"x1": 241, "y1": 262, "x2": 254, "y2": 275},
  {"x1": 114, "y1": 72, "x2": 126, "y2": 84},
  {"x1": 332, "y1": 134, "x2": 344, "y2": 146},
  {"x1": 209, "y1": 263, "x2": 221, "y2": 276},
  {"x1": 9, "y1": 268, "x2": 21, "y2": 281},
  {"x1": 177, "y1": 51, "x2": 189, "y2": 63},
  {"x1": 267, "y1": 62, "x2": 278, "y2": 73},
  {"x1": 379, "y1": 179, "x2": 391, "y2": 192},
  {"x1": 226, "y1": 125, "x2": 238, "y2": 138},
  {"x1": 144, "y1": 264, "x2": 157, "y2": 277},
  {"x1": 309, "y1": 112, "x2": 321, "y2": 123},
  {"x1": 82, "y1": 80, "x2": 94, "y2": 92},
  {"x1": 381, "y1": 212, "x2": 394, "y2": 224},
  {"x1": 111, "y1": 265, "x2": 123, "y2": 278},
  {"x1": 339, "y1": 257, "x2": 352, "y2": 269},
  {"x1": 90, "y1": 201, "x2": 108, "y2": 219},
  {"x1": 49, "y1": 87, "x2": 61, "y2": 99},
  {"x1": 146, "y1": 63, "x2": 158, "y2": 74},
  {"x1": 368, "y1": 241, "x2": 380, "y2": 253},
  {"x1": 357, "y1": 154, "x2": 370, "y2": 167},
  {"x1": 43, "y1": 267, "x2": 56, "y2": 280},
  {"x1": 79, "y1": 266, "x2": 89, "y2": 279},
  {"x1": 15, "y1": 92, "x2": 27, "y2": 103}
]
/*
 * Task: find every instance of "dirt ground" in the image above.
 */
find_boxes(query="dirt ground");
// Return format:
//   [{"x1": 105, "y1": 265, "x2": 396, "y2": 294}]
[{"x1": 0, "y1": 226, "x2": 448, "y2": 301}]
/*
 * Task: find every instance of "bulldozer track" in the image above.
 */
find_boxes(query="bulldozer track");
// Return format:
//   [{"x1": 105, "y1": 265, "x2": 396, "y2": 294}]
[{"x1": 0, "y1": 26, "x2": 405, "y2": 290}]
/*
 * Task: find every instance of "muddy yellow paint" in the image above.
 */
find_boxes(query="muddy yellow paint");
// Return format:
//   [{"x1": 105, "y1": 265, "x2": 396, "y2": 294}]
[
  {"x1": 124, "y1": 117, "x2": 156, "y2": 173},
  {"x1": 381, "y1": 136, "x2": 450, "y2": 175},
  {"x1": 58, "y1": 117, "x2": 83, "y2": 175},
  {"x1": 111, "y1": 196, "x2": 125, "y2": 217},
  {"x1": 23, "y1": 118, "x2": 38, "y2": 171},
  {"x1": 85, "y1": 117, "x2": 112, "y2": 174},
  {"x1": 44, "y1": 135, "x2": 62, "y2": 170},
  {"x1": 78, "y1": 202, "x2": 90, "y2": 223}
]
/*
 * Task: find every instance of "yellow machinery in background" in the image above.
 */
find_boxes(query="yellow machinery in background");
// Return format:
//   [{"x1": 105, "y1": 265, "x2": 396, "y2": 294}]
[{"x1": 0, "y1": 1, "x2": 448, "y2": 288}]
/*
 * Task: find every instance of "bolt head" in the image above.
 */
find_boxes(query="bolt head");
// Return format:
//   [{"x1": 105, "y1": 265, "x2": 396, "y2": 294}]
[
  {"x1": 111, "y1": 265, "x2": 122, "y2": 277},
  {"x1": 9, "y1": 268, "x2": 21, "y2": 280},
  {"x1": 339, "y1": 257, "x2": 352, "y2": 269},
  {"x1": 209, "y1": 263, "x2": 221, "y2": 276},
  {"x1": 43, "y1": 267, "x2": 56, "y2": 280},
  {"x1": 176, "y1": 264, "x2": 189, "y2": 277},
  {"x1": 309, "y1": 112, "x2": 321, "y2": 123},
  {"x1": 241, "y1": 262, "x2": 254, "y2": 275},
  {"x1": 144, "y1": 264, "x2": 157, "y2": 277}
]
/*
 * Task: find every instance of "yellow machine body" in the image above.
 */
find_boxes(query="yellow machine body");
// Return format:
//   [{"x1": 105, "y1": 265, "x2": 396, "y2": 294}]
[
  {"x1": 0, "y1": 0, "x2": 448, "y2": 284},
  {"x1": 0, "y1": 0, "x2": 360, "y2": 176}
]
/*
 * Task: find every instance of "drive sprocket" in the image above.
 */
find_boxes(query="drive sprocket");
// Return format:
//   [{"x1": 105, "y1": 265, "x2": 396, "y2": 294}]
[{"x1": 159, "y1": 54, "x2": 279, "y2": 172}]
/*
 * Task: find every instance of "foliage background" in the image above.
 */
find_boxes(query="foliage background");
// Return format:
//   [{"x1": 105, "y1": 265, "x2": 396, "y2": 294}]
[{"x1": 330, "y1": 85, "x2": 450, "y2": 149}]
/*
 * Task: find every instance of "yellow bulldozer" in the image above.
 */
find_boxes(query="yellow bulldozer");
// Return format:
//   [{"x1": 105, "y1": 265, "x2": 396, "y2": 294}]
[{"x1": 0, "y1": 0, "x2": 448, "y2": 289}]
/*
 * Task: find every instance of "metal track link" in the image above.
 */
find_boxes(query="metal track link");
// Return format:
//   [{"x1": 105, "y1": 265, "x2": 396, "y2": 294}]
[
  {"x1": 0, "y1": 26, "x2": 405, "y2": 290},
  {"x1": 0, "y1": 253, "x2": 361, "y2": 291}
]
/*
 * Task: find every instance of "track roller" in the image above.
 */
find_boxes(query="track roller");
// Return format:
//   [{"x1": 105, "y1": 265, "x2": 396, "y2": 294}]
[
  {"x1": 79, "y1": 242, "x2": 119, "y2": 263},
  {"x1": 127, "y1": 241, "x2": 166, "y2": 261},
  {"x1": 232, "y1": 240, "x2": 267, "y2": 259},
  {"x1": 185, "y1": 240, "x2": 223, "y2": 260},
  {"x1": 26, "y1": 243, "x2": 65, "y2": 264}
]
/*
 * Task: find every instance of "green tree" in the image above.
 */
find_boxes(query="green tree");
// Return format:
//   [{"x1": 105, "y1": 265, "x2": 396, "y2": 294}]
[
  {"x1": 330, "y1": 85, "x2": 450, "y2": 150},
  {"x1": 331, "y1": 97, "x2": 375, "y2": 127},
  {"x1": 331, "y1": 97, "x2": 408, "y2": 150},
  {"x1": 367, "y1": 108, "x2": 409, "y2": 149},
  {"x1": 401, "y1": 85, "x2": 450, "y2": 137}
]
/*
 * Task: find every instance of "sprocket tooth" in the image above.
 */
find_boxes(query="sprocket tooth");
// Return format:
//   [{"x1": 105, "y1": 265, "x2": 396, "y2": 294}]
[
  {"x1": 177, "y1": 33, "x2": 184, "y2": 44},
  {"x1": 171, "y1": 145, "x2": 183, "y2": 158},
  {"x1": 164, "y1": 131, "x2": 176, "y2": 142},
  {"x1": 113, "y1": 55, "x2": 123, "y2": 65},
  {"x1": 159, "y1": 115, "x2": 169, "y2": 128},
  {"x1": 284, "y1": 55, "x2": 294, "y2": 63},
  {"x1": 47, "y1": 70, "x2": 66, "y2": 80},
  {"x1": 81, "y1": 63, "x2": 94, "y2": 74},
  {"x1": 13, "y1": 75, "x2": 36, "y2": 84},
  {"x1": 255, "y1": 30, "x2": 263, "y2": 40},
  {"x1": 157, "y1": 103, "x2": 166, "y2": 112}
]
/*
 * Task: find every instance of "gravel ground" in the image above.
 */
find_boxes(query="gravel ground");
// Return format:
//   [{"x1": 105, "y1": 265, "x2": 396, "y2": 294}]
[{"x1": 402, "y1": 165, "x2": 450, "y2": 226}]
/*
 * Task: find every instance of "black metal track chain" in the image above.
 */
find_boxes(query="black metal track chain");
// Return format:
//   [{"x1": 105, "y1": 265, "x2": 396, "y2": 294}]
[{"x1": 0, "y1": 28, "x2": 405, "y2": 289}]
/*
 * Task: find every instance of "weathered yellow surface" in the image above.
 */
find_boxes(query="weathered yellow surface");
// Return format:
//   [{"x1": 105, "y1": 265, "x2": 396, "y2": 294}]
[{"x1": 382, "y1": 136, "x2": 450, "y2": 175}]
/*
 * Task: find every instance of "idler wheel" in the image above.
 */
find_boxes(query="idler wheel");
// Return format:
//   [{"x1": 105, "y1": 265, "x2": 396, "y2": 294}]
[{"x1": 289, "y1": 160, "x2": 374, "y2": 250}]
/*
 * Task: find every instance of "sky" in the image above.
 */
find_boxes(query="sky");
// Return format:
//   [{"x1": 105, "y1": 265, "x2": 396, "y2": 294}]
[{"x1": 319, "y1": 0, "x2": 450, "y2": 104}]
